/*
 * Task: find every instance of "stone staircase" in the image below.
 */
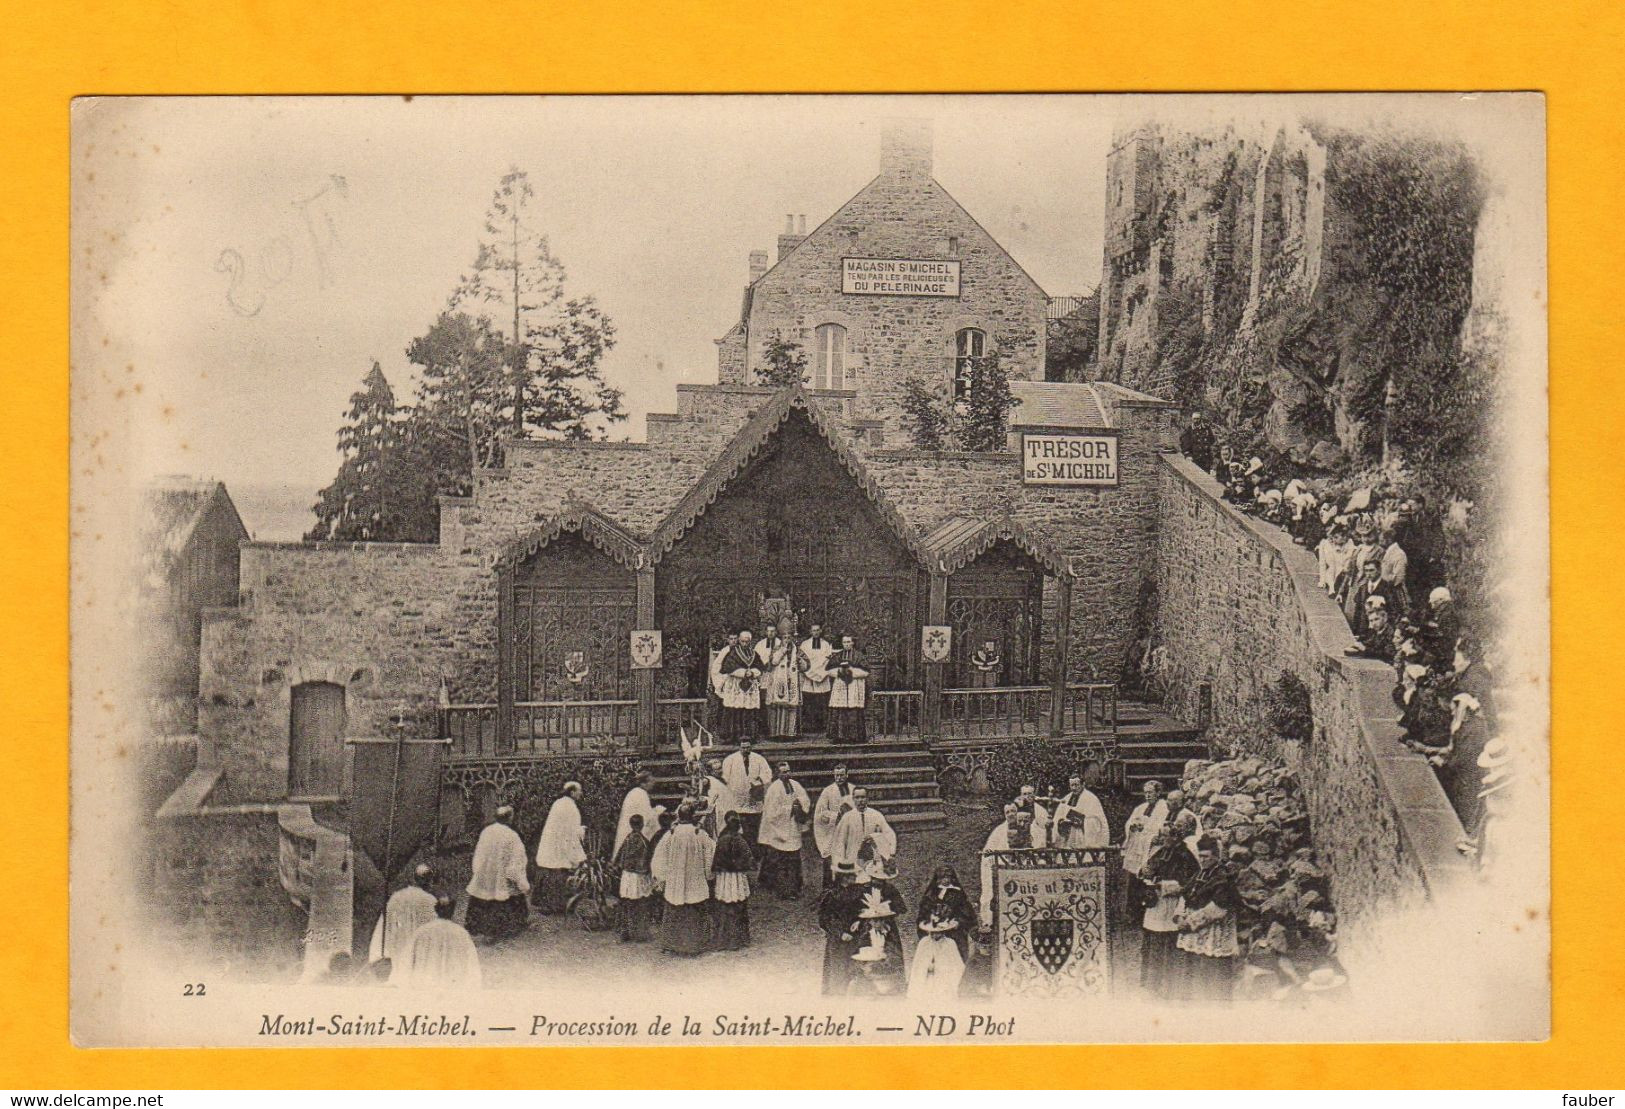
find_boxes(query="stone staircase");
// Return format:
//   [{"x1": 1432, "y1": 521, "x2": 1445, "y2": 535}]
[
  {"x1": 1114, "y1": 699, "x2": 1210, "y2": 792},
  {"x1": 644, "y1": 737, "x2": 947, "y2": 831},
  {"x1": 641, "y1": 702, "x2": 1205, "y2": 833}
]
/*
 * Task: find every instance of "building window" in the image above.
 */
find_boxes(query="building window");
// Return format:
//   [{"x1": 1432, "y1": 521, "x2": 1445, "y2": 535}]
[
  {"x1": 953, "y1": 327, "x2": 986, "y2": 400},
  {"x1": 947, "y1": 235, "x2": 959, "y2": 255},
  {"x1": 813, "y1": 323, "x2": 847, "y2": 390}
]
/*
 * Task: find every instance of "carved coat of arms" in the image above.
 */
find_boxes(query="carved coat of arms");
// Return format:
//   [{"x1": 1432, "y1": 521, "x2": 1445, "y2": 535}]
[
  {"x1": 921, "y1": 624, "x2": 952, "y2": 664},
  {"x1": 629, "y1": 630, "x2": 663, "y2": 670}
]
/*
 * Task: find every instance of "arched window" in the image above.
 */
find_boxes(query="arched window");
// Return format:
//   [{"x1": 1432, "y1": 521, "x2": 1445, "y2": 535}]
[
  {"x1": 813, "y1": 323, "x2": 847, "y2": 390},
  {"x1": 953, "y1": 327, "x2": 987, "y2": 400}
]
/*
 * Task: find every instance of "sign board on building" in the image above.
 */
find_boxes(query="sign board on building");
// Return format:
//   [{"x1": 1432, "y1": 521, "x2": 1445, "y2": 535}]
[
  {"x1": 991, "y1": 847, "x2": 1115, "y2": 999},
  {"x1": 842, "y1": 257, "x2": 961, "y2": 297},
  {"x1": 1020, "y1": 432, "x2": 1119, "y2": 486}
]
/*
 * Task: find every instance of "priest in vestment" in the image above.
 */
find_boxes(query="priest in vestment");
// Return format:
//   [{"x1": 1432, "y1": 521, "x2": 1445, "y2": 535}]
[
  {"x1": 1136, "y1": 816, "x2": 1199, "y2": 999},
  {"x1": 613, "y1": 771, "x2": 658, "y2": 856},
  {"x1": 651, "y1": 804, "x2": 715, "y2": 956},
  {"x1": 827, "y1": 636, "x2": 871, "y2": 744},
  {"x1": 718, "y1": 630, "x2": 764, "y2": 740},
  {"x1": 464, "y1": 806, "x2": 530, "y2": 941},
  {"x1": 721, "y1": 740, "x2": 772, "y2": 849},
  {"x1": 978, "y1": 805, "x2": 1038, "y2": 927},
  {"x1": 533, "y1": 782, "x2": 587, "y2": 914},
  {"x1": 369, "y1": 863, "x2": 438, "y2": 968},
  {"x1": 1172, "y1": 834, "x2": 1243, "y2": 1003},
  {"x1": 812, "y1": 764, "x2": 855, "y2": 888},
  {"x1": 1121, "y1": 779, "x2": 1170, "y2": 877},
  {"x1": 757, "y1": 761, "x2": 811, "y2": 899},
  {"x1": 757, "y1": 624, "x2": 805, "y2": 739},
  {"x1": 1014, "y1": 784, "x2": 1051, "y2": 834},
  {"x1": 1052, "y1": 773, "x2": 1110, "y2": 849},
  {"x1": 392, "y1": 897, "x2": 481, "y2": 989},
  {"x1": 829, "y1": 787, "x2": 896, "y2": 877},
  {"x1": 798, "y1": 624, "x2": 835, "y2": 734}
]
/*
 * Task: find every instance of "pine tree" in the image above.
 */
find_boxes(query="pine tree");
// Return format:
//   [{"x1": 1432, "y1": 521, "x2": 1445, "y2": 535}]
[
  {"x1": 308, "y1": 362, "x2": 413, "y2": 541},
  {"x1": 452, "y1": 167, "x2": 624, "y2": 441}
]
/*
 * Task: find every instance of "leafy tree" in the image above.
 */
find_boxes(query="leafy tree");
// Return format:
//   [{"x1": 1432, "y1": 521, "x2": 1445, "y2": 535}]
[
  {"x1": 452, "y1": 166, "x2": 624, "y2": 440},
  {"x1": 307, "y1": 363, "x2": 421, "y2": 541},
  {"x1": 955, "y1": 347, "x2": 1019, "y2": 452},
  {"x1": 900, "y1": 375, "x2": 948, "y2": 450},
  {"x1": 755, "y1": 337, "x2": 808, "y2": 388},
  {"x1": 406, "y1": 310, "x2": 513, "y2": 493}
]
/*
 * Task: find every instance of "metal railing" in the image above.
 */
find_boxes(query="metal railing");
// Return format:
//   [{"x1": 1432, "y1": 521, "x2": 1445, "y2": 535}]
[
  {"x1": 939, "y1": 682, "x2": 1117, "y2": 741},
  {"x1": 445, "y1": 682, "x2": 1117, "y2": 756},
  {"x1": 444, "y1": 699, "x2": 637, "y2": 758},
  {"x1": 869, "y1": 689, "x2": 923, "y2": 737}
]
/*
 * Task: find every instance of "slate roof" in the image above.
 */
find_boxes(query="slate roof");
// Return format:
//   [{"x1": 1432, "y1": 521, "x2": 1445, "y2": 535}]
[
  {"x1": 140, "y1": 478, "x2": 248, "y2": 588},
  {"x1": 646, "y1": 384, "x2": 928, "y2": 566},
  {"x1": 1008, "y1": 381, "x2": 1112, "y2": 429}
]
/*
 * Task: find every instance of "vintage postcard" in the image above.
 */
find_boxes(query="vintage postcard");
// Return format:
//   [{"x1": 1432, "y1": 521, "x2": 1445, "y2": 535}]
[{"x1": 68, "y1": 92, "x2": 1549, "y2": 1047}]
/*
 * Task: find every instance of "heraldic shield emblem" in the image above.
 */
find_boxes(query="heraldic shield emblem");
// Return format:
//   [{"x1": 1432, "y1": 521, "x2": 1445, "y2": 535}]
[
  {"x1": 1030, "y1": 916, "x2": 1075, "y2": 974},
  {"x1": 921, "y1": 625, "x2": 952, "y2": 664},
  {"x1": 629, "y1": 630, "x2": 663, "y2": 670}
]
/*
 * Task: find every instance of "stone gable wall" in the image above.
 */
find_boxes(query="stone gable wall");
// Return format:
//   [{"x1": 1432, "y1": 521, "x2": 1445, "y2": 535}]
[
  {"x1": 735, "y1": 178, "x2": 1046, "y2": 434},
  {"x1": 1150, "y1": 453, "x2": 1472, "y2": 951}
]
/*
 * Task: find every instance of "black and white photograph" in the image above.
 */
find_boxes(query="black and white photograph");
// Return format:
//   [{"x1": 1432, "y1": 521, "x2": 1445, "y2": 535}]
[{"x1": 68, "y1": 93, "x2": 1548, "y2": 1046}]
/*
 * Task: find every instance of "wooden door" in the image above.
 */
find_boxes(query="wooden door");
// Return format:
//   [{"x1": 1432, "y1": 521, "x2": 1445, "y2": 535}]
[{"x1": 289, "y1": 681, "x2": 346, "y2": 797}]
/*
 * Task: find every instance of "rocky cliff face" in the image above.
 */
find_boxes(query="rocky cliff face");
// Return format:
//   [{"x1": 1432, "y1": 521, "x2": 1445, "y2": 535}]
[{"x1": 1098, "y1": 120, "x2": 1483, "y2": 473}]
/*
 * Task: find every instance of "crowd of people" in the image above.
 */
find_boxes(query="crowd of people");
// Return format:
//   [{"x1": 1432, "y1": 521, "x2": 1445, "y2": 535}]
[
  {"x1": 1179, "y1": 414, "x2": 1505, "y2": 845},
  {"x1": 378, "y1": 750, "x2": 1327, "y2": 1007}
]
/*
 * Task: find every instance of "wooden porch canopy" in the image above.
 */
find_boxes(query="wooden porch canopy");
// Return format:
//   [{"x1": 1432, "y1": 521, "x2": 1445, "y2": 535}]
[{"x1": 917, "y1": 514, "x2": 1077, "y2": 736}]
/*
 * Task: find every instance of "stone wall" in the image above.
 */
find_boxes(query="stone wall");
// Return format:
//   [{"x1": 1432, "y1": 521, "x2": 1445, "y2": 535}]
[
  {"x1": 1096, "y1": 121, "x2": 1327, "y2": 401},
  {"x1": 1150, "y1": 453, "x2": 1472, "y2": 949},
  {"x1": 149, "y1": 781, "x2": 305, "y2": 979},
  {"x1": 201, "y1": 541, "x2": 485, "y2": 800},
  {"x1": 730, "y1": 126, "x2": 1047, "y2": 435}
]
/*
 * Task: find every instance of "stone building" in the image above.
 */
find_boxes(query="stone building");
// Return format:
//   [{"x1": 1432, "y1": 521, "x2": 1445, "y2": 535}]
[
  {"x1": 717, "y1": 118, "x2": 1051, "y2": 438},
  {"x1": 1096, "y1": 120, "x2": 1327, "y2": 397},
  {"x1": 139, "y1": 478, "x2": 250, "y2": 732},
  {"x1": 192, "y1": 121, "x2": 1176, "y2": 806},
  {"x1": 153, "y1": 118, "x2": 1474, "y2": 977}
]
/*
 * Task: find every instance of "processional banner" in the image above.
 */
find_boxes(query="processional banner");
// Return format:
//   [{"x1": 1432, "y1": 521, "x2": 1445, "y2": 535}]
[{"x1": 991, "y1": 847, "x2": 1115, "y2": 998}]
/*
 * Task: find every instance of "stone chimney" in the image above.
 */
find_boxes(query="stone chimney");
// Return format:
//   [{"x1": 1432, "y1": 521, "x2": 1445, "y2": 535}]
[
  {"x1": 879, "y1": 118, "x2": 933, "y2": 184},
  {"x1": 777, "y1": 214, "x2": 807, "y2": 260},
  {"x1": 748, "y1": 249, "x2": 769, "y2": 284}
]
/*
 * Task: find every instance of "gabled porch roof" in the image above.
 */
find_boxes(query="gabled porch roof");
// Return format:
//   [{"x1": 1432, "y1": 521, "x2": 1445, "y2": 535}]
[
  {"x1": 646, "y1": 383, "x2": 930, "y2": 567},
  {"x1": 495, "y1": 497, "x2": 647, "y2": 572},
  {"x1": 919, "y1": 514, "x2": 1074, "y2": 578}
]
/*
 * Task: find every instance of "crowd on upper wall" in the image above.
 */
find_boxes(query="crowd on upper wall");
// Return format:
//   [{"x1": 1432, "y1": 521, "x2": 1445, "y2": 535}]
[{"x1": 1177, "y1": 414, "x2": 1510, "y2": 867}]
